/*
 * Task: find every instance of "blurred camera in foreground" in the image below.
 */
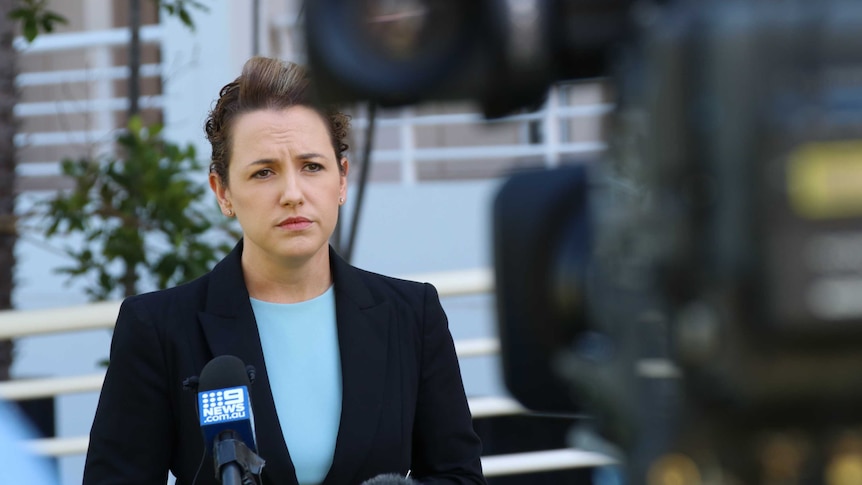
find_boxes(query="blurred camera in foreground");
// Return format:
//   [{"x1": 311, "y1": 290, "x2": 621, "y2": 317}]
[
  {"x1": 306, "y1": 0, "x2": 862, "y2": 482},
  {"x1": 493, "y1": 1, "x2": 862, "y2": 482},
  {"x1": 0, "y1": 400, "x2": 59, "y2": 484}
]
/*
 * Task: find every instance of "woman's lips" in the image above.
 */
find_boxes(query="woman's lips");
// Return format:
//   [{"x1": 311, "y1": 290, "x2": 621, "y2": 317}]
[{"x1": 278, "y1": 217, "x2": 312, "y2": 230}]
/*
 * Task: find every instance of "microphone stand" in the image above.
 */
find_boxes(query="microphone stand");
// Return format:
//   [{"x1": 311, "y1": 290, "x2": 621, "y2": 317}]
[
  {"x1": 213, "y1": 430, "x2": 266, "y2": 485},
  {"x1": 219, "y1": 462, "x2": 243, "y2": 485}
]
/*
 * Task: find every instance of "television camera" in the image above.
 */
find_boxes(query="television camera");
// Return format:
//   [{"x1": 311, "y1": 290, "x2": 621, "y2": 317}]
[{"x1": 305, "y1": 1, "x2": 862, "y2": 483}]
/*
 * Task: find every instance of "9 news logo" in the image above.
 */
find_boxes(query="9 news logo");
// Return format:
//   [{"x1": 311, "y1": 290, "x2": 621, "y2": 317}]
[{"x1": 198, "y1": 387, "x2": 248, "y2": 424}]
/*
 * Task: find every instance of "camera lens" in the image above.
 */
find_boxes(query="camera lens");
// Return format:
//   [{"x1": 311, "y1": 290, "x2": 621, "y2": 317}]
[
  {"x1": 306, "y1": 0, "x2": 479, "y2": 104},
  {"x1": 360, "y1": 0, "x2": 460, "y2": 61}
]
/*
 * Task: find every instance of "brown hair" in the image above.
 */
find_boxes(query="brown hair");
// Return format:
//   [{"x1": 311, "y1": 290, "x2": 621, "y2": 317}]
[{"x1": 205, "y1": 56, "x2": 350, "y2": 184}]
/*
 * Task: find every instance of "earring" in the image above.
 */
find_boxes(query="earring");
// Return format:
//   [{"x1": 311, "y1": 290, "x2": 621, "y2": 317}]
[
  {"x1": 226, "y1": 208, "x2": 234, "y2": 217},
  {"x1": 339, "y1": 197, "x2": 344, "y2": 205}
]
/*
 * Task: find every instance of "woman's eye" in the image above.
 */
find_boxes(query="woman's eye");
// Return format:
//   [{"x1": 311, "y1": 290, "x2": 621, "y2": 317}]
[{"x1": 253, "y1": 168, "x2": 273, "y2": 178}]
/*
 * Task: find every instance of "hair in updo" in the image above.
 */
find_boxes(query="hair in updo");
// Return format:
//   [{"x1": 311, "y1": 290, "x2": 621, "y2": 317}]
[{"x1": 205, "y1": 56, "x2": 350, "y2": 184}]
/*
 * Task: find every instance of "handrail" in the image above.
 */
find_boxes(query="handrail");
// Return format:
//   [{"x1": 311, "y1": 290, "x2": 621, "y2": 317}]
[
  {"x1": 14, "y1": 25, "x2": 162, "y2": 53},
  {"x1": 0, "y1": 337, "x2": 503, "y2": 401},
  {"x1": 19, "y1": 395, "x2": 527, "y2": 457},
  {"x1": 367, "y1": 142, "x2": 605, "y2": 163},
  {"x1": 350, "y1": 104, "x2": 613, "y2": 128},
  {"x1": 2, "y1": 262, "x2": 521, "y2": 462},
  {"x1": 24, "y1": 438, "x2": 616, "y2": 477},
  {"x1": 2, "y1": 264, "x2": 621, "y2": 474},
  {"x1": 482, "y1": 449, "x2": 617, "y2": 477},
  {"x1": 17, "y1": 63, "x2": 162, "y2": 87},
  {"x1": 454, "y1": 338, "x2": 500, "y2": 359},
  {"x1": 14, "y1": 130, "x2": 119, "y2": 148},
  {"x1": 25, "y1": 436, "x2": 90, "y2": 457},
  {"x1": 0, "y1": 269, "x2": 494, "y2": 339},
  {"x1": 0, "y1": 301, "x2": 121, "y2": 339},
  {"x1": 401, "y1": 268, "x2": 494, "y2": 297},
  {"x1": 15, "y1": 95, "x2": 163, "y2": 117},
  {"x1": 0, "y1": 355, "x2": 682, "y2": 402},
  {"x1": 0, "y1": 373, "x2": 105, "y2": 401},
  {"x1": 468, "y1": 396, "x2": 527, "y2": 419},
  {"x1": 362, "y1": 86, "x2": 607, "y2": 183}
]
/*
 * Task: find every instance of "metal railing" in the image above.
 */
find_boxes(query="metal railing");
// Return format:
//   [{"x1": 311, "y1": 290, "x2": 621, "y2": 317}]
[
  {"x1": 14, "y1": 25, "x2": 164, "y2": 187},
  {"x1": 346, "y1": 94, "x2": 611, "y2": 185},
  {"x1": 16, "y1": 32, "x2": 609, "y2": 189},
  {"x1": 0, "y1": 267, "x2": 618, "y2": 477}
]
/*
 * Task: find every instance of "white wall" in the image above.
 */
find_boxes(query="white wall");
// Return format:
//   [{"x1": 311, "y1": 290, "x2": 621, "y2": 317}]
[{"x1": 160, "y1": 0, "x2": 254, "y2": 153}]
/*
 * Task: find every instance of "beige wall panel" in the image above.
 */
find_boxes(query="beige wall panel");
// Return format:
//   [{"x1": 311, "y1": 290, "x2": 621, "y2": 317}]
[
  {"x1": 18, "y1": 144, "x2": 95, "y2": 165},
  {"x1": 414, "y1": 123, "x2": 521, "y2": 149},
  {"x1": 19, "y1": 50, "x2": 92, "y2": 75}
]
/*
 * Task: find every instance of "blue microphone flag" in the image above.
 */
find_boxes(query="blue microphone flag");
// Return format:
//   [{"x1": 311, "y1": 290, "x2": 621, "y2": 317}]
[
  {"x1": 197, "y1": 355, "x2": 258, "y2": 453},
  {"x1": 198, "y1": 386, "x2": 250, "y2": 425}
]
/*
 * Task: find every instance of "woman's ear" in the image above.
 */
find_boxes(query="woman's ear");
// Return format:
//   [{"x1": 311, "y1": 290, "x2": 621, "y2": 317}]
[
  {"x1": 209, "y1": 172, "x2": 232, "y2": 215},
  {"x1": 339, "y1": 157, "x2": 350, "y2": 201}
]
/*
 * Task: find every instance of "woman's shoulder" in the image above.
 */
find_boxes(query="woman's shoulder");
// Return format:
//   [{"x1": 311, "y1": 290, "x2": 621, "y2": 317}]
[
  {"x1": 350, "y1": 265, "x2": 430, "y2": 294},
  {"x1": 340, "y1": 264, "x2": 444, "y2": 318},
  {"x1": 119, "y1": 271, "x2": 212, "y2": 320}
]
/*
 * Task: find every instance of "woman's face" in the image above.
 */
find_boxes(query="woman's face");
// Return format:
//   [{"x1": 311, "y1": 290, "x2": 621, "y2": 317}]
[{"x1": 210, "y1": 106, "x2": 348, "y2": 268}]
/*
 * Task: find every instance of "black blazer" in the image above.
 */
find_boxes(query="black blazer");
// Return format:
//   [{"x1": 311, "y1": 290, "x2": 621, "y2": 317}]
[{"x1": 83, "y1": 241, "x2": 485, "y2": 485}]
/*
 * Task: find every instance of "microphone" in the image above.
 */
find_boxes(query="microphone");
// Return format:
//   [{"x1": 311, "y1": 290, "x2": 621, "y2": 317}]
[
  {"x1": 360, "y1": 474, "x2": 419, "y2": 484},
  {"x1": 198, "y1": 355, "x2": 265, "y2": 484}
]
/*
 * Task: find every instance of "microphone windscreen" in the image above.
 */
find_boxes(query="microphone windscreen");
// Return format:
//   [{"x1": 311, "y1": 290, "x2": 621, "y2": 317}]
[
  {"x1": 199, "y1": 355, "x2": 251, "y2": 391},
  {"x1": 360, "y1": 474, "x2": 419, "y2": 485},
  {"x1": 197, "y1": 355, "x2": 257, "y2": 453}
]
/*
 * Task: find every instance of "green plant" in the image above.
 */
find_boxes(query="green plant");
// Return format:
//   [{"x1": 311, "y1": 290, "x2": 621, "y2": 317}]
[
  {"x1": 158, "y1": 0, "x2": 207, "y2": 30},
  {"x1": 42, "y1": 116, "x2": 237, "y2": 300},
  {"x1": 9, "y1": 0, "x2": 66, "y2": 42}
]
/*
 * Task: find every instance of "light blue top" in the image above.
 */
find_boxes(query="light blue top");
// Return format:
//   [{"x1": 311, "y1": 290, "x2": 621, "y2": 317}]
[{"x1": 251, "y1": 286, "x2": 342, "y2": 485}]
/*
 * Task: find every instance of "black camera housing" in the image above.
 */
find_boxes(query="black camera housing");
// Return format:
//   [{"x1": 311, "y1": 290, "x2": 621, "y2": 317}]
[{"x1": 304, "y1": 0, "x2": 862, "y2": 481}]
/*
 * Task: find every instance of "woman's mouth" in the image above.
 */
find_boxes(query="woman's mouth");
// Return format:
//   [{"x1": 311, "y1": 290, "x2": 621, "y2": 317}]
[{"x1": 278, "y1": 217, "x2": 312, "y2": 230}]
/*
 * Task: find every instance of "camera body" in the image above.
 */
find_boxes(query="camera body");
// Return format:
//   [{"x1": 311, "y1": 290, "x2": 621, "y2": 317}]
[{"x1": 495, "y1": 1, "x2": 862, "y2": 481}]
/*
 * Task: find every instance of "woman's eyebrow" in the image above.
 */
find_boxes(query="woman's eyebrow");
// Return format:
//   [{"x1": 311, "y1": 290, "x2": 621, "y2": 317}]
[
  {"x1": 244, "y1": 153, "x2": 328, "y2": 166},
  {"x1": 297, "y1": 152, "x2": 327, "y2": 160}
]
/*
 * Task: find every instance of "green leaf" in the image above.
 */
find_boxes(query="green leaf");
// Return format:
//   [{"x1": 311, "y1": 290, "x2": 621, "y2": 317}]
[
  {"x1": 178, "y1": 8, "x2": 192, "y2": 28},
  {"x1": 8, "y1": 9, "x2": 32, "y2": 21},
  {"x1": 157, "y1": 0, "x2": 208, "y2": 31},
  {"x1": 23, "y1": 19, "x2": 38, "y2": 42},
  {"x1": 40, "y1": 16, "x2": 55, "y2": 33},
  {"x1": 127, "y1": 115, "x2": 144, "y2": 136},
  {"x1": 11, "y1": 3, "x2": 68, "y2": 43},
  {"x1": 44, "y1": 12, "x2": 68, "y2": 24}
]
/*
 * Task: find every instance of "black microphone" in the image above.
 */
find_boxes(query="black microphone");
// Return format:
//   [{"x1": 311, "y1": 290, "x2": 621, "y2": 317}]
[
  {"x1": 360, "y1": 474, "x2": 419, "y2": 484},
  {"x1": 198, "y1": 355, "x2": 265, "y2": 484}
]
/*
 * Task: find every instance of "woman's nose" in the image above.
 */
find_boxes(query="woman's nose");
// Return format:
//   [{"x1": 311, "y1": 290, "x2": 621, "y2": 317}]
[{"x1": 279, "y1": 174, "x2": 303, "y2": 206}]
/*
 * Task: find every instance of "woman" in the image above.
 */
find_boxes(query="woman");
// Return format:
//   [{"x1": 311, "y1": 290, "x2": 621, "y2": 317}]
[{"x1": 83, "y1": 57, "x2": 485, "y2": 485}]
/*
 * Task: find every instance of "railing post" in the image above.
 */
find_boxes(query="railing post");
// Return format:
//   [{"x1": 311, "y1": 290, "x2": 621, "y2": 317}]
[
  {"x1": 543, "y1": 86, "x2": 560, "y2": 168},
  {"x1": 400, "y1": 107, "x2": 417, "y2": 185},
  {"x1": 84, "y1": 0, "x2": 115, "y2": 157}
]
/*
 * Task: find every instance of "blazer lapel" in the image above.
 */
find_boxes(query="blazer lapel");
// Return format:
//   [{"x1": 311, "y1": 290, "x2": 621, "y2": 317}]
[
  {"x1": 197, "y1": 240, "x2": 299, "y2": 485},
  {"x1": 323, "y1": 249, "x2": 392, "y2": 485},
  {"x1": 197, "y1": 243, "x2": 393, "y2": 485}
]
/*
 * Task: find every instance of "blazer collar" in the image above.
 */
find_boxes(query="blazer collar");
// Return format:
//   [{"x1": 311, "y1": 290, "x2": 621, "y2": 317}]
[
  {"x1": 325, "y1": 246, "x2": 392, "y2": 485},
  {"x1": 197, "y1": 240, "x2": 392, "y2": 485}
]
